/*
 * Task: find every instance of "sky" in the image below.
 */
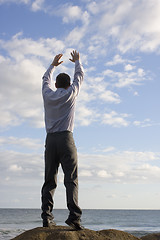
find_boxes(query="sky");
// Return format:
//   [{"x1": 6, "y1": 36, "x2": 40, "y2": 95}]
[{"x1": 0, "y1": 0, "x2": 160, "y2": 210}]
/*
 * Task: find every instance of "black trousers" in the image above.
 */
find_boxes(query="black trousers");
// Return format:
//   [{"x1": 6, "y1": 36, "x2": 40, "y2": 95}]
[{"x1": 41, "y1": 131, "x2": 82, "y2": 222}]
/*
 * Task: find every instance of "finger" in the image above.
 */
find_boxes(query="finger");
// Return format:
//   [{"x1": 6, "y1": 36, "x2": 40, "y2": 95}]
[
  {"x1": 55, "y1": 54, "x2": 62, "y2": 59},
  {"x1": 57, "y1": 54, "x2": 63, "y2": 59},
  {"x1": 58, "y1": 61, "x2": 63, "y2": 65}
]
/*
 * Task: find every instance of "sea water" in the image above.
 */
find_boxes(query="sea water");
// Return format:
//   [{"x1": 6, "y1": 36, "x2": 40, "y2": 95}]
[{"x1": 0, "y1": 209, "x2": 160, "y2": 239}]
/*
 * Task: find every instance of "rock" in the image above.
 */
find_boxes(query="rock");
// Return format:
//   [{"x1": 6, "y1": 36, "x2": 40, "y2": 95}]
[
  {"x1": 99, "y1": 229, "x2": 140, "y2": 239},
  {"x1": 11, "y1": 225, "x2": 140, "y2": 240},
  {"x1": 141, "y1": 233, "x2": 160, "y2": 240}
]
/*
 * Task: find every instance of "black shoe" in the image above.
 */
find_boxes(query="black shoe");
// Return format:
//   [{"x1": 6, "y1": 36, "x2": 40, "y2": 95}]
[
  {"x1": 65, "y1": 219, "x2": 84, "y2": 230},
  {"x1": 43, "y1": 219, "x2": 56, "y2": 227}
]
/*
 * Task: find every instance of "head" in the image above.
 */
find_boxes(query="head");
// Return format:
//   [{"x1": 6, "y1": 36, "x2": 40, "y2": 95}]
[{"x1": 55, "y1": 73, "x2": 71, "y2": 89}]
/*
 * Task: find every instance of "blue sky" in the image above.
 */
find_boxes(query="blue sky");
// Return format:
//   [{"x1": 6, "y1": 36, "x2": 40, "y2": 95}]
[{"x1": 0, "y1": 0, "x2": 160, "y2": 209}]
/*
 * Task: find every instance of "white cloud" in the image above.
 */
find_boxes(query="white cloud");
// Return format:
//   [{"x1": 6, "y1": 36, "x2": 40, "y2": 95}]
[
  {"x1": 0, "y1": 33, "x2": 66, "y2": 129},
  {"x1": 54, "y1": 3, "x2": 90, "y2": 25},
  {"x1": 0, "y1": 32, "x2": 65, "y2": 61},
  {"x1": 85, "y1": 0, "x2": 160, "y2": 54},
  {"x1": 133, "y1": 118, "x2": 155, "y2": 128},
  {"x1": 106, "y1": 55, "x2": 139, "y2": 67},
  {"x1": 103, "y1": 55, "x2": 148, "y2": 88},
  {"x1": 62, "y1": 5, "x2": 83, "y2": 23},
  {"x1": 106, "y1": 55, "x2": 126, "y2": 66},
  {"x1": 102, "y1": 68, "x2": 147, "y2": 88},
  {"x1": 100, "y1": 1, "x2": 132, "y2": 30},
  {"x1": 88, "y1": 35, "x2": 108, "y2": 57},
  {"x1": 79, "y1": 170, "x2": 93, "y2": 177},
  {"x1": 135, "y1": 164, "x2": 160, "y2": 181},
  {"x1": 1, "y1": 136, "x2": 160, "y2": 208},
  {"x1": 31, "y1": 0, "x2": 44, "y2": 11},
  {"x1": 9, "y1": 164, "x2": 22, "y2": 172},
  {"x1": 0, "y1": 56, "x2": 44, "y2": 128},
  {"x1": 87, "y1": 1, "x2": 99, "y2": 15},
  {"x1": 74, "y1": 80, "x2": 122, "y2": 127},
  {"x1": 124, "y1": 64, "x2": 135, "y2": 71},
  {"x1": 107, "y1": 194, "x2": 116, "y2": 199},
  {"x1": 102, "y1": 111, "x2": 129, "y2": 127},
  {"x1": 0, "y1": 0, "x2": 45, "y2": 12},
  {"x1": 75, "y1": 104, "x2": 98, "y2": 126},
  {"x1": 133, "y1": 91, "x2": 139, "y2": 96},
  {"x1": 0, "y1": 32, "x2": 123, "y2": 130},
  {"x1": 0, "y1": 2, "x2": 156, "y2": 131},
  {"x1": 0, "y1": 149, "x2": 43, "y2": 185},
  {"x1": 80, "y1": 76, "x2": 121, "y2": 105},
  {"x1": 1, "y1": 142, "x2": 159, "y2": 187},
  {"x1": 0, "y1": 136, "x2": 42, "y2": 151},
  {"x1": 113, "y1": 0, "x2": 160, "y2": 53},
  {"x1": 97, "y1": 170, "x2": 111, "y2": 178},
  {"x1": 99, "y1": 90, "x2": 121, "y2": 104},
  {"x1": 78, "y1": 150, "x2": 160, "y2": 183},
  {"x1": 2, "y1": 0, "x2": 160, "y2": 54},
  {"x1": 66, "y1": 26, "x2": 87, "y2": 46},
  {"x1": 0, "y1": 111, "x2": 20, "y2": 128},
  {"x1": 0, "y1": 0, "x2": 29, "y2": 4},
  {"x1": 102, "y1": 147, "x2": 115, "y2": 153},
  {"x1": 137, "y1": 68, "x2": 145, "y2": 77}
]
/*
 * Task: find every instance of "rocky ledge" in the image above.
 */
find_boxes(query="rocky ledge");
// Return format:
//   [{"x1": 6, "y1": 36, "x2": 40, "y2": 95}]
[{"x1": 11, "y1": 226, "x2": 160, "y2": 240}]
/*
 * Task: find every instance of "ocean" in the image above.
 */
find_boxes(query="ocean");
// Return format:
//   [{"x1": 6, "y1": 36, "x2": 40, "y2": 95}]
[{"x1": 0, "y1": 209, "x2": 160, "y2": 240}]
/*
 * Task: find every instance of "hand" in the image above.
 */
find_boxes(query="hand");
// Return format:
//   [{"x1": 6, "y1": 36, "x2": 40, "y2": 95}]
[
  {"x1": 69, "y1": 50, "x2": 80, "y2": 63},
  {"x1": 51, "y1": 54, "x2": 63, "y2": 66}
]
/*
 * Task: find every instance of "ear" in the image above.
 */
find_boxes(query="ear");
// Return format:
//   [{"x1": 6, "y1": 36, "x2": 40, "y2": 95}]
[{"x1": 66, "y1": 83, "x2": 71, "y2": 89}]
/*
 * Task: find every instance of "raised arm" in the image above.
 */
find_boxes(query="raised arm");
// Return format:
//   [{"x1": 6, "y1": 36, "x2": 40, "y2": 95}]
[
  {"x1": 69, "y1": 50, "x2": 84, "y2": 97},
  {"x1": 42, "y1": 54, "x2": 63, "y2": 96}
]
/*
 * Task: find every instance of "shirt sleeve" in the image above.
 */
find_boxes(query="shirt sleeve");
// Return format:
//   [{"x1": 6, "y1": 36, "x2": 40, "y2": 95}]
[
  {"x1": 42, "y1": 64, "x2": 55, "y2": 98},
  {"x1": 71, "y1": 60, "x2": 84, "y2": 97}
]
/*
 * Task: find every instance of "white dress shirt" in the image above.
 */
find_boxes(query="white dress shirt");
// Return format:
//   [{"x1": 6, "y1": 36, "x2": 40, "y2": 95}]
[{"x1": 42, "y1": 60, "x2": 84, "y2": 133}]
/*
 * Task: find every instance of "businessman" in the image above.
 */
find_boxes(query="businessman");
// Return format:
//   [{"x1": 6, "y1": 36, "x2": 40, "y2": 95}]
[{"x1": 41, "y1": 50, "x2": 84, "y2": 230}]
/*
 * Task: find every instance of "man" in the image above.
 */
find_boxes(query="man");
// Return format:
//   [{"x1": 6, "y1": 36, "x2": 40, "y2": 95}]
[{"x1": 41, "y1": 50, "x2": 84, "y2": 230}]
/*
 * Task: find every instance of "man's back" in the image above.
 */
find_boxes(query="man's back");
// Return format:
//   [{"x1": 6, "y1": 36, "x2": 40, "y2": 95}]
[{"x1": 42, "y1": 59, "x2": 84, "y2": 133}]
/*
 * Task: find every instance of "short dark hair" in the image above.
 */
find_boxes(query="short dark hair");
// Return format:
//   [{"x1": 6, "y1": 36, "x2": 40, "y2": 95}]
[{"x1": 56, "y1": 73, "x2": 71, "y2": 89}]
